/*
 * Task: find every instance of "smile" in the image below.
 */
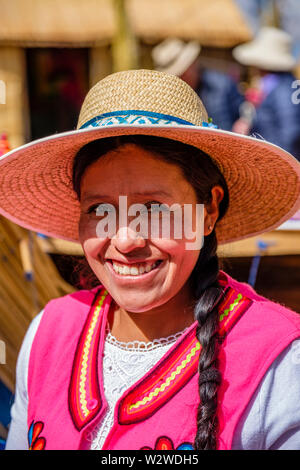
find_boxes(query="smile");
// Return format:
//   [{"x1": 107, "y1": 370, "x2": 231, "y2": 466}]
[{"x1": 107, "y1": 260, "x2": 163, "y2": 277}]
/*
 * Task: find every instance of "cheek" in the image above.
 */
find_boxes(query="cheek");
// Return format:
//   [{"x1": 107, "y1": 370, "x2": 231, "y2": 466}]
[
  {"x1": 155, "y1": 238, "x2": 199, "y2": 280},
  {"x1": 79, "y1": 215, "x2": 107, "y2": 266},
  {"x1": 78, "y1": 214, "x2": 89, "y2": 243},
  {"x1": 79, "y1": 236, "x2": 110, "y2": 290},
  {"x1": 78, "y1": 214, "x2": 98, "y2": 240}
]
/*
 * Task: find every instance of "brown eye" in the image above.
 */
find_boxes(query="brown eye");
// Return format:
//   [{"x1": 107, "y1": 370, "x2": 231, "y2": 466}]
[
  {"x1": 86, "y1": 204, "x2": 99, "y2": 214},
  {"x1": 144, "y1": 201, "x2": 166, "y2": 212},
  {"x1": 86, "y1": 203, "x2": 114, "y2": 215}
]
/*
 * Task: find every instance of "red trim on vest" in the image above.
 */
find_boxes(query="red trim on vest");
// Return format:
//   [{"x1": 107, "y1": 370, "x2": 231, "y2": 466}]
[
  {"x1": 68, "y1": 287, "x2": 111, "y2": 431},
  {"x1": 118, "y1": 285, "x2": 253, "y2": 425},
  {"x1": 68, "y1": 277, "x2": 253, "y2": 430},
  {"x1": 118, "y1": 326, "x2": 201, "y2": 425}
]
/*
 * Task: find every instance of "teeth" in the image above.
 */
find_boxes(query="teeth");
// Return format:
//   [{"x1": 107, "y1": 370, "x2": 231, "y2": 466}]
[
  {"x1": 111, "y1": 261, "x2": 159, "y2": 276},
  {"x1": 123, "y1": 265, "x2": 130, "y2": 275},
  {"x1": 113, "y1": 263, "x2": 119, "y2": 273},
  {"x1": 130, "y1": 267, "x2": 139, "y2": 275}
]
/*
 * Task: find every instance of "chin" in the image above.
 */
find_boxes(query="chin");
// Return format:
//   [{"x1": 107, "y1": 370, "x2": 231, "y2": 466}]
[{"x1": 112, "y1": 290, "x2": 165, "y2": 314}]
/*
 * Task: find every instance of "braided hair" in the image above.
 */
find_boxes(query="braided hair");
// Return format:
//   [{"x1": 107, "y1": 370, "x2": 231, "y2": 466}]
[
  {"x1": 191, "y1": 231, "x2": 224, "y2": 449},
  {"x1": 72, "y1": 135, "x2": 229, "y2": 450}
]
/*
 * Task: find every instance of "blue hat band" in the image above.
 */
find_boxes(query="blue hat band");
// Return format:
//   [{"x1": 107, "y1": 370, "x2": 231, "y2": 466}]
[{"x1": 79, "y1": 110, "x2": 218, "y2": 130}]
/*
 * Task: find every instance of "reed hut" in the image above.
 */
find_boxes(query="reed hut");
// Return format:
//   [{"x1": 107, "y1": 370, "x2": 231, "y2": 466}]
[{"x1": 0, "y1": 0, "x2": 252, "y2": 147}]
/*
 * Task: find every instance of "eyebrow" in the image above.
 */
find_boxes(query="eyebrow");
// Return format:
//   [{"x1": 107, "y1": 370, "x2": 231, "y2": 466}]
[{"x1": 81, "y1": 190, "x2": 173, "y2": 202}]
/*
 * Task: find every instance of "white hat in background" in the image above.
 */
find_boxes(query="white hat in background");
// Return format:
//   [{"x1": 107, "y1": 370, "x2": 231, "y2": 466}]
[
  {"x1": 233, "y1": 26, "x2": 296, "y2": 72},
  {"x1": 152, "y1": 38, "x2": 201, "y2": 76}
]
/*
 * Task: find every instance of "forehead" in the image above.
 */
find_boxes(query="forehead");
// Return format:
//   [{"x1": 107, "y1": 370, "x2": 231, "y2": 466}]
[{"x1": 80, "y1": 143, "x2": 196, "y2": 201}]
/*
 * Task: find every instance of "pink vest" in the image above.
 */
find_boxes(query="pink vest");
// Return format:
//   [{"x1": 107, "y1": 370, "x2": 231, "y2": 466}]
[{"x1": 27, "y1": 270, "x2": 300, "y2": 450}]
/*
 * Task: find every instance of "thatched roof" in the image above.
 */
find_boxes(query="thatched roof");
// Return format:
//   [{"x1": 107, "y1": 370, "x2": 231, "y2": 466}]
[
  {"x1": 0, "y1": 0, "x2": 252, "y2": 47},
  {"x1": 0, "y1": 0, "x2": 115, "y2": 47},
  {"x1": 129, "y1": 0, "x2": 252, "y2": 47}
]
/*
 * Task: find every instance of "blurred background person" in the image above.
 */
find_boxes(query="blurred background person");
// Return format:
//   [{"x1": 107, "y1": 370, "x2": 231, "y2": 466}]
[
  {"x1": 232, "y1": 26, "x2": 300, "y2": 161},
  {"x1": 236, "y1": 0, "x2": 300, "y2": 65},
  {"x1": 152, "y1": 38, "x2": 243, "y2": 131}
]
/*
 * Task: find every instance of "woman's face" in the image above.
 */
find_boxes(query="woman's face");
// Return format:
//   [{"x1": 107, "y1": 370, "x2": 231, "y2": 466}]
[{"x1": 78, "y1": 143, "x2": 221, "y2": 313}]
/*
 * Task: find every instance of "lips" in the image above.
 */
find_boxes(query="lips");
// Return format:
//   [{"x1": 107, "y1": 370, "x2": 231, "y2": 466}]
[{"x1": 106, "y1": 259, "x2": 163, "y2": 277}]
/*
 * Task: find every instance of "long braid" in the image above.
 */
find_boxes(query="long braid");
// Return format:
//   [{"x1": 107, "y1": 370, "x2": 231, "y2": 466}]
[{"x1": 191, "y1": 230, "x2": 225, "y2": 450}]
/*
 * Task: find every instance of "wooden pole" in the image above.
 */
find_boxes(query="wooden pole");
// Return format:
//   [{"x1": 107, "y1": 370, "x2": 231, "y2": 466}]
[
  {"x1": 261, "y1": 0, "x2": 280, "y2": 28},
  {"x1": 0, "y1": 47, "x2": 28, "y2": 148},
  {"x1": 111, "y1": 0, "x2": 139, "y2": 72},
  {"x1": 89, "y1": 46, "x2": 112, "y2": 87}
]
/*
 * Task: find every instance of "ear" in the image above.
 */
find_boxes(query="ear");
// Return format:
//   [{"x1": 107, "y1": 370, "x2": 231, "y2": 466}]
[{"x1": 203, "y1": 186, "x2": 224, "y2": 236}]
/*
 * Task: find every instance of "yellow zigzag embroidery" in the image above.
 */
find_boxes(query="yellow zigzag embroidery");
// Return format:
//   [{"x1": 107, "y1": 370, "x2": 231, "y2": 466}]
[
  {"x1": 219, "y1": 293, "x2": 243, "y2": 322},
  {"x1": 79, "y1": 291, "x2": 107, "y2": 417},
  {"x1": 129, "y1": 342, "x2": 201, "y2": 410}
]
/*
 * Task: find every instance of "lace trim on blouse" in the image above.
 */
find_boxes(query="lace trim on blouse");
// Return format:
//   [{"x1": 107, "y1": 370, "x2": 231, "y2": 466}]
[
  {"x1": 88, "y1": 326, "x2": 188, "y2": 449},
  {"x1": 105, "y1": 326, "x2": 189, "y2": 351}
]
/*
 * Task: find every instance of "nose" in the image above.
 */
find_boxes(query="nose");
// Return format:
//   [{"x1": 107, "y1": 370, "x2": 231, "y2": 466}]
[{"x1": 111, "y1": 226, "x2": 146, "y2": 253}]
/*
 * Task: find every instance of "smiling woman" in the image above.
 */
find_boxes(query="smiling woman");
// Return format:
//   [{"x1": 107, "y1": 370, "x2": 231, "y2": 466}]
[
  {"x1": 72, "y1": 135, "x2": 227, "y2": 449},
  {"x1": 2, "y1": 69, "x2": 300, "y2": 451}
]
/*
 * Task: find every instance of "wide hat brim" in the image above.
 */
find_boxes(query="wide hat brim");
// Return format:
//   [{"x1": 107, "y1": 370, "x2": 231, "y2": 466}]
[{"x1": 0, "y1": 124, "x2": 300, "y2": 246}]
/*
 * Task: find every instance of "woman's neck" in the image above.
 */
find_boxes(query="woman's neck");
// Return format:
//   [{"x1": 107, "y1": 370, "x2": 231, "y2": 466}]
[{"x1": 108, "y1": 284, "x2": 196, "y2": 343}]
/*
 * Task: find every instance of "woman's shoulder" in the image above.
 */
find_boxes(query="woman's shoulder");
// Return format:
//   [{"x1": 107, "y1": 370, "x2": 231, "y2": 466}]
[
  {"x1": 42, "y1": 284, "x2": 104, "y2": 316},
  {"x1": 220, "y1": 270, "x2": 300, "y2": 328},
  {"x1": 31, "y1": 285, "x2": 105, "y2": 339},
  {"x1": 232, "y1": 335, "x2": 300, "y2": 450}
]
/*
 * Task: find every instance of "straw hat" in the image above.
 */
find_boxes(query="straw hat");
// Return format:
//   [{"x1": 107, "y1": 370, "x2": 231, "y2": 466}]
[
  {"x1": 0, "y1": 69, "x2": 299, "y2": 246},
  {"x1": 233, "y1": 26, "x2": 296, "y2": 72},
  {"x1": 152, "y1": 38, "x2": 201, "y2": 76}
]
